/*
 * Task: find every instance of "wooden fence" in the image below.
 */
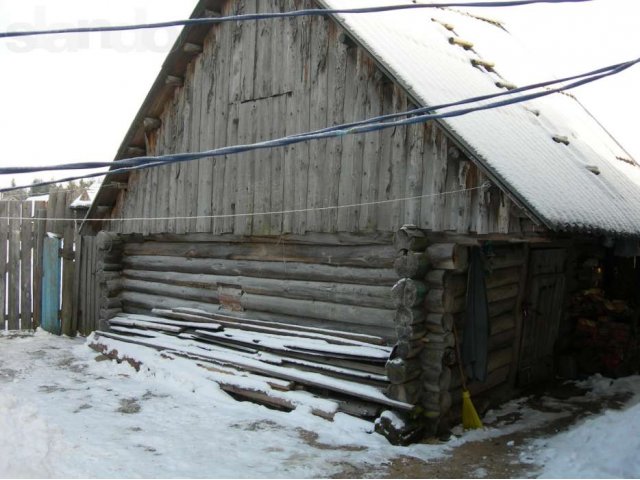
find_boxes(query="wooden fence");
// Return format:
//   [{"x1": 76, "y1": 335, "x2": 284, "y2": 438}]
[{"x1": 0, "y1": 190, "x2": 96, "y2": 335}]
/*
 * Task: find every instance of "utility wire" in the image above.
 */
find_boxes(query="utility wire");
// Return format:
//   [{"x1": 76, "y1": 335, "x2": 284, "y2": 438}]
[
  {"x1": 0, "y1": 57, "x2": 634, "y2": 179},
  {"x1": 0, "y1": 185, "x2": 488, "y2": 223},
  {"x1": 0, "y1": 0, "x2": 592, "y2": 40},
  {"x1": 1, "y1": 56, "x2": 637, "y2": 195}
]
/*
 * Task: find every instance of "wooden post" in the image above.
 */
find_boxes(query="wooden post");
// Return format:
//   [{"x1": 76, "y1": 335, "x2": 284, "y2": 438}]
[
  {"x1": 0, "y1": 202, "x2": 8, "y2": 331},
  {"x1": 32, "y1": 204, "x2": 47, "y2": 330},
  {"x1": 7, "y1": 202, "x2": 20, "y2": 330},
  {"x1": 20, "y1": 202, "x2": 33, "y2": 331}
]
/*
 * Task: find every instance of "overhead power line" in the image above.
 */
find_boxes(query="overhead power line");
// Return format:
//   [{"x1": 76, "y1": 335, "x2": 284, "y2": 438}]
[
  {"x1": 1, "y1": 57, "x2": 634, "y2": 178},
  {"x1": 0, "y1": 54, "x2": 637, "y2": 194},
  {"x1": 0, "y1": 0, "x2": 592, "y2": 39},
  {"x1": 1, "y1": 56, "x2": 637, "y2": 195}
]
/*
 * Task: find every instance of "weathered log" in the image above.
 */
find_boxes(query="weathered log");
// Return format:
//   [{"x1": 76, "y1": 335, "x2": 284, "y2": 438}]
[
  {"x1": 104, "y1": 279, "x2": 123, "y2": 297},
  {"x1": 101, "y1": 296, "x2": 122, "y2": 310},
  {"x1": 99, "y1": 271, "x2": 121, "y2": 283},
  {"x1": 123, "y1": 255, "x2": 399, "y2": 285},
  {"x1": 426, "y1": 243, "x2": 468, "y2": 271},
  {"x1": 421, "y1": 345, "x2": 447, "y2": 368},
  {"x1": 386, "y1": 357, "x2": 422, "y2": 384},
  {"x1": 425, "y1": 288, "x2": 465, "y2": 313},
  {"x1": 488, "y1": 297, "x2": 517, "y2": 317},
  {"x1": 391, "y1": 278, "x2": 427, "y2": 308},
  {"x1": 96, "y1": 231, "x2": 123, "y2": 251},
  {"x1": 449, "y1": 347, "x2": 513, "y2": 391},
  {"x1": 491, "y1": 313, "x2": 516, "y2": 335},
  {"x1": 123, "y1": 241, "x2": 396, "y2": 268},
  {"x1": 422, "y1": 390, "x2": 452, "y2": 413},
  {"x1": 425, "y1": 332, "x2": 455, "y2": 348},
  {"x1": 486, "y1": 283, "x2": 519, "y2": 304},
  {"x1": 425, "y1": 270, "x2": 466, "y2": 296},
  {"x1": 240, "y1": 293, "x2": 395, "y2": 329},
  {"x1": 168, "y1": 305, "x2": 397, "y2": 344},
  {"x1": 392, "y1": 339, "x2": 423, "y2": 359},
  {"x1": 123, "y1": 278, "x2": 220, "y2": 304},
  {"x1": 393, "y1": 251, "x2": 428, "y2": 279},
  {"x1": 425, "y1": 313, "x2": 455, "y2": 334},
  {"x1": 395, "y1": 323, "x2": 427, "y2": 342},
  {"x1": 393, "y1": 226, "x2": 429, "y2": 252},
  {"x1": 489, "y1": 329, "x2": 516, "y2": 351},
  {"x1": 99, "y1": 308, "x2": 122, "y2": 322},
  {"x1": 394, "y1": 307, "x2": 425, "y2": 327},
  {"x1": 485, "y1": 267, "x2": 521, "y2": 290},
  {"x1": 386, "y1": 379, "x2": 422, "y2": 404},
  {"x1": 423, "y1": 365, "x2": 452, "y2": 391},
  {"x1": 123, "y1": 269, "x2": 393, "y2": 309},
  {"x1": 486, "y1": 248, "x2": 526, "y2": 270},
  {"x1": 375, "y1": 410, "x2": 425, "y2": 446},
  {"x1": 98, "y1": 263, "x2": 123, "y2": 272},
  {"x1": 450, "y1": 365, "x2": 510, "y2": 398}
]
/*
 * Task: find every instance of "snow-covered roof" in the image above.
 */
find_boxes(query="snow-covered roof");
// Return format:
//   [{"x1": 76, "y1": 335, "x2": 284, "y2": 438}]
[
  {"x1": 69, "y1": 187, "x2": 99, "y2": 210},
  {"x1": 322, "y1": 1, "x2": 640, "y2": 236}
]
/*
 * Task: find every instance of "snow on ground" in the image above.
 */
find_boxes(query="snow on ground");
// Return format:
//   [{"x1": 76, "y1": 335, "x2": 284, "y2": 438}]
[
  {"x1": 0, "y1": 331, "x2": 450, "y2": 478},
  {"x1": 522, "y1": 375, "x2": 640, "y2": 479},
  {"x1": 2, "y1": 331, "x2": 640, "y2": 478}
]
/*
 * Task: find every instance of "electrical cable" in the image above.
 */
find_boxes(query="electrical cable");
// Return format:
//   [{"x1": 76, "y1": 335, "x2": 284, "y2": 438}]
[
  {"x1": 0, "y1": 56, "x2": 634, "y2": 179},
  {"x1": 1, "y1": 55, "x2": 637, "y2": 195},
  {"x1": 0, "y1": 0, "x2": 593, "y2": 40}
]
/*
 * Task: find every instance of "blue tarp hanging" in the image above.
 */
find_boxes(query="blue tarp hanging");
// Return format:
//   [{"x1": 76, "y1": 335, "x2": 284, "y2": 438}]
[{"x1": 462, "y1": 247, "x2": 490, "y2": 382}]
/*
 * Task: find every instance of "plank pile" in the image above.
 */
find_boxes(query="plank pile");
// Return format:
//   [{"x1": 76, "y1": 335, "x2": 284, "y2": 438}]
[{"x1": 91, "y1": 307, "x2": 413, "y2": 422}]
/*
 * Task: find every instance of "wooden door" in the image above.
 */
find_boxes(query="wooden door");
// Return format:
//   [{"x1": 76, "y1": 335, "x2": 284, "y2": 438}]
[{"x1": 518, "y1": 248, "x2": 566, "y2": 387}]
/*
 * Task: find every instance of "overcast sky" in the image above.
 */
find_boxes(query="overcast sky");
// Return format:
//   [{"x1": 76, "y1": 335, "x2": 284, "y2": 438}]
[{"x1": 0, "y1": 0, "x2": 638, "y2": 190}]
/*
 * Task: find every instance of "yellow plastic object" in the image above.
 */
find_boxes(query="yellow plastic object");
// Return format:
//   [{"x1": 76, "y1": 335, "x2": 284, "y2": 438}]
[{"x1": 462, "y1": 390, "x2": 483, "y2": 430}]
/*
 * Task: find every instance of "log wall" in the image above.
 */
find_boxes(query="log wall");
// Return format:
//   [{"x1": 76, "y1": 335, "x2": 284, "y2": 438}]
[
  {"x1": 115, "y1": 233, "x2": 400, "y2": 343},
  {"x1": 102, "y1": 0, "x2": 539, "y2": 237}
]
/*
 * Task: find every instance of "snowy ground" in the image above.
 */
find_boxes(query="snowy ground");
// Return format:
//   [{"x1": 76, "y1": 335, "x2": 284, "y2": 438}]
[{"x1": 1, "y1": 330, "x2": 640, "y2": 478}]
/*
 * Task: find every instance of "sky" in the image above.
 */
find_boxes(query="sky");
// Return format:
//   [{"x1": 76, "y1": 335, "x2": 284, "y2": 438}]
[{"x1": 0, "y1": 0, "x2": 638, "y2": 190}]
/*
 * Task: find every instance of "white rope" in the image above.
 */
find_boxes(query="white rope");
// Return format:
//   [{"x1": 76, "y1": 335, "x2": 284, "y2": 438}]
[{"x1": 0, "y1": 184, "x2": 488, "y2": 223}]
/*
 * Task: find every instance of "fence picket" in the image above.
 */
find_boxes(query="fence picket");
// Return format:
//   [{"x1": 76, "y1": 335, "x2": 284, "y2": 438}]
[{"x1": 20, "y1": 202, "x2": 33, "y2": 330}]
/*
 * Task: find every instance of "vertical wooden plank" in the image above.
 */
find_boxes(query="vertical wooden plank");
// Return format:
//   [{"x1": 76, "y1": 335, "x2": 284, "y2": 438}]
[
  {"x1": 454, "y1": 158, "x2": 473, "y2": 233},
  {"x1": 7, "y1": 202, "x2": 20, "y2": 330},
  {"x1": 210, "y1": 23, "x2": 228, "y2": 235},
  {"x1": 240, "y1": 0, "x2": 257, "y2": 102},
  {"x1": 60, "y1": 222, "x2": 75, "y2": 336},
  {"x1": 254, "y1": 1, "x2": 273, "y2": 99},
  {"x1": 337, "y1": 48, "x2": 366, "y2": 232},
  {"x1": 222, "y1": 2, "x2": 244, "y2": 234},
  {"x1": 41, "y1": 236, "x2": 61, "y2": 335},
  {"x1": 323, "y1": 22, "x2": 347, "y2": 232},
  {"x1": 430, "y1": 128, "x2": 448, "y2": 232},
  {"x1": 306, "y1": 15, "x2": 329, "y2": 232},
  {"x1": 71, "y1": 233, "x2": 82, "y2": 334},
  {"x1": 376, "y1": 83, "x2": 395, "y2": 231},
  {"x1": 32, "y1": 203, "x2": 46, "y2": 329},
  {"x1": 167, "y1": 94, "x2": 181, "y2": 234},
  {"x1": 388, "y1": 86, "x2": 408, "y2": 231},
  {"x1": 404, "y1": 121, "x2": 424, "y2": 227},
  {"x1": 235, "y1": 100, "x2": 257, "y2": 235},
  {"x1": 45, "y1": 191, "x2": 57, "y2": 234},
  {"x1": 175, "y1": 76, "x2": 192, "y2": 235},
  {"x1": 53, "y1": 190, "x2": 67, "y2": 236},
  {"x1": 358, "y1": 70, "x2": 383, "y2": 232},
  {"x1": 0, "y1": 202, "x2": 8, "y2": 330},
  {"x1": 196, "y1": 38, "x2": 215, "y2": 234},
  {"x1": 282, "y1": 3, "x2": 304, "y2": 234},
  {"x1": 269, "y1": 95, "x2": 287, "y2": 235},
  {"x1": 253, "y1": 96, "x2": 273, "y2": 235},
  {"x1": 186, "y1": 60, "x2": 203, "y2": 233},
  {"x1": 20, "y1": 202, "x2": 33, "y2": 331}
]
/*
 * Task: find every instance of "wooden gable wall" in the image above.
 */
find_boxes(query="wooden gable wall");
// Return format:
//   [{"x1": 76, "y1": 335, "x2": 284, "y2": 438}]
[{"x1": 106, "y1": 0, "x2": 540, "y2": 237}]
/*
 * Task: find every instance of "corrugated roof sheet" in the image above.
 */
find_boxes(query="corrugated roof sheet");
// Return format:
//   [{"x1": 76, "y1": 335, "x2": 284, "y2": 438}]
[{"x1": 322, "y1": 0, "x2": 640, "y2": 236}]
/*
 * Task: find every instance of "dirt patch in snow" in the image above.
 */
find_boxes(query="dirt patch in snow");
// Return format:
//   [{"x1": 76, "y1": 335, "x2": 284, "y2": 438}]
[{"x1": 333, "y1": 381, "x2": 633, "y2": 479}]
